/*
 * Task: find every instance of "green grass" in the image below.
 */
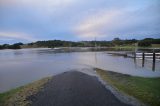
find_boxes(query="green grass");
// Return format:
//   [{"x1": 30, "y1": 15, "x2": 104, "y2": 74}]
[
  {"x1": 114, "y1": 45, "x2": 136, "y2": 48},
  {"x1": 0, "y1": 87, "x2": 22, "y2": 105},
  {"x1": 0, "y1": 77, "x2": 51, "y2": 106},
  {"x1": 95, "y1": 68, "x2": 160, "y2": 106},
  {"x1": 113, "y1": 44, "x2": 160, "y2": 49},
  {"x1": 152, "y1": 44, "x2": 160, "y2": 48}
]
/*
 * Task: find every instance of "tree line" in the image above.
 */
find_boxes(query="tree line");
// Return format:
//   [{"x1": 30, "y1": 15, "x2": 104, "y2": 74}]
[
  {"x1": 28, "y1": 38, "x2": 160, "y2": 48},
  {"x1": 0, "y1": 43, "x2": 23, "y2": 49},
  {"x1": 0, "y1": 38, "x2": 160, "y2": 49}
]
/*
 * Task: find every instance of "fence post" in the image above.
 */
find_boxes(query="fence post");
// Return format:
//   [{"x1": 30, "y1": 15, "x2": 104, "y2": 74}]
[
  {"x1": 152, "y1": 52, "x2": 156, "y2": 71},
  {"x1": 134, "y1": 52, "x2": 136, "y2": 58},
  {"x1": 142, "y1": 52, "x2": 145, "y2": 67},
  {"x1": 134, "y1": 52, "x2": 136, "y2": 62}
]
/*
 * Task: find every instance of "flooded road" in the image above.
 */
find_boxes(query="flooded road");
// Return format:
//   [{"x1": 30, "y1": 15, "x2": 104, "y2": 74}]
[{"x1": 0, "y1": 48, "x2": 160, "y2": 92}]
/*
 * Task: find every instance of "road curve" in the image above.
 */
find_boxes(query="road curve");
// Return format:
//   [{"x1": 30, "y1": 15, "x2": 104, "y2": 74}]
[{"x1": 28, "y1": 71, "x2": 131, "y2": 106}]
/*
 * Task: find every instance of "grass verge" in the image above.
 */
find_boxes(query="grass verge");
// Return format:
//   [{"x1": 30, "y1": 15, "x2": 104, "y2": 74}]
[
  {"x1": 0, "y1": 77, "x2": 51, "y2": 106},
  {"x1": 95, "y1": 68, "x2": 160, "y2": 106}
]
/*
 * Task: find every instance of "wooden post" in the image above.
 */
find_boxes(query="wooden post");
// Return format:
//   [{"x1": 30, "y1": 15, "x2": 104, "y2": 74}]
[
  {"x1": 142, "y1": 52, "x2": 145, "y2": 67},
  {"x1": 134, "y1": 52, "x2": 136, "y2": 58},
  {"x1": 134, "y1": 52, "x2": 136, "y2": 62},
  {"x1": 152, "y1": 52, "x2": 156, "y2": 71}
]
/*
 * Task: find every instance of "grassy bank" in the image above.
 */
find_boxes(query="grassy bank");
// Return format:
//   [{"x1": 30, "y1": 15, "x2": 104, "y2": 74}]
[
  {"x1": 113, "y1": 44, "x2": 160, "y2": 49},
  {"x1": 0, "y1": 77, "x2": 51, "y2": 106},
  {"x1": 152, "y1": 44, "x2": 160, "y2": 48},
  {"x1": 95, "y1": 68, "x2": 160, "y2": 106}
]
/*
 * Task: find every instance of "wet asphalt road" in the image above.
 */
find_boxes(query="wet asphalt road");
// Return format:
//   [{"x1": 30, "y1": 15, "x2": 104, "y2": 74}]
[{"x1": 28, "y1": 71, "x2": 131, "y2": 106}]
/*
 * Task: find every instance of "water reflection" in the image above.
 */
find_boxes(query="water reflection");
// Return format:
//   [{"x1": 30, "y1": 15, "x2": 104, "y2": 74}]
[
  {"x1": 0, "y1": 48, "x2": 160, "y2": 93},
  {"x1": 134, "y1": 54, "x2": 159, "y2": 71}
]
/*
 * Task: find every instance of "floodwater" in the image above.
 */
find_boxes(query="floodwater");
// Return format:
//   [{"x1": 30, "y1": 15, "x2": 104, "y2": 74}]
[{"x1": 0, "y1": 48, "x2": 160, "y2": 92}]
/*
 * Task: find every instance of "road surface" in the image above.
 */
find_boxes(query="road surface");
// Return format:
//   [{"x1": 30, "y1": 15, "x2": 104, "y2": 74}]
[{"x1": 28, "y1": 71, "x2": 131, "y2": 106}]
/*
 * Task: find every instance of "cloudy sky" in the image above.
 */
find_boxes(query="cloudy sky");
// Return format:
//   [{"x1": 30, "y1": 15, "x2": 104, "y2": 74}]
[{"x1": 0, "y1": 0, "x2": 160, "y2": 44}]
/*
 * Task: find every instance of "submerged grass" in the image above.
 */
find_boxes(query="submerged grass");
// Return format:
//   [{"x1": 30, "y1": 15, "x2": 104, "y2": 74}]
[
  {"x1": 95, "y1": 68, "x2": 160, "y2": 106},
  {"x1": 0, "y1": 77, "x2": 51, "y2": 106}
]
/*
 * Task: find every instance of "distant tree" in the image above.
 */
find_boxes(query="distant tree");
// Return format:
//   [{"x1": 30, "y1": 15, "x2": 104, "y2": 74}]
[
  {"x1": 152, "y1": 39, "x2": 160, "y2": 44},
  {"x1": 143, "y1": 38, "x2": 154, "y2": 41},
  {"x1": 28, "y1": 43, "x2": 34, "y2": 46},
  {"x1": 138, "y1": 38, "x2": 160, "y2": 47},
  {"x1": 16, "y1": 42, "x2": 23, "y2": 45},
  {"x1": 112, "y1": 37, "x2": 123, "y2": 46},
  {"x1": 8, "y1": 43, "x2": 22, "y2": 49},
  {"x1": 113, "y1": 38, "x2": 121, "y2": 41},
  {"x1": 123, "y1": 39, "x2": 137, "y2": 45},
  {"x1": 143, "y1": 38, "x2": 160, "y2": 44},
  {"x1": 138, "y1": 41, "x2": 151, "y2": 47},
  {"x1": 2, "y1": 44, "x2": 10, "y2": 49},
  {"x1": 0, "y1": 45, "x2": 3, "y2": 49}
]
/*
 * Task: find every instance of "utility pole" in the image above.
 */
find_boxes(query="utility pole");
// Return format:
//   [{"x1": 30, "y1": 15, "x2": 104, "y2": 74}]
[{"x1": 95, "y1": 37, "x2": 97, "y2": 48}]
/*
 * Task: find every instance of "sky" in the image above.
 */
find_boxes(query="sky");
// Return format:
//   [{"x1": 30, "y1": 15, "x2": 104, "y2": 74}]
[{"x1": 0, "y1": 0, "x2": 160, "y2": 44}]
